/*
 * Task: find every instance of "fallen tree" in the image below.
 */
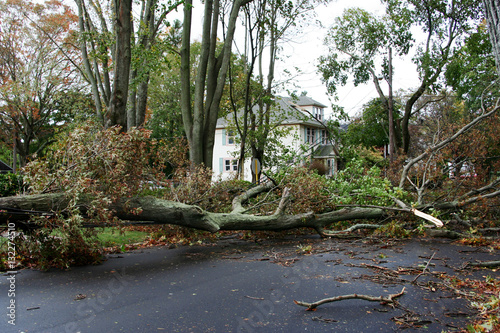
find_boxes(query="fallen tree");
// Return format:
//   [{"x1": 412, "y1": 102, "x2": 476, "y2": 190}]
[
  {"x1": 1, "y1": 98, "x2": 499, "y2": 238},
  {"x1": 1, "y1": 175, "x2": 498, "y2": 237},
  {"x1": 0, "y1": 189, "x2": 387, "y2": 234}
]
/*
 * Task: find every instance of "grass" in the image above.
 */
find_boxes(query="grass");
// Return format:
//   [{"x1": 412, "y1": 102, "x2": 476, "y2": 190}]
[{"x1": 95, "y1": 227, "x2": 150, "y2": 247}]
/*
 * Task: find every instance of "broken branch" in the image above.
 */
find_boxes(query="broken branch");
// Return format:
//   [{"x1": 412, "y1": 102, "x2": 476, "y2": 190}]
[
  {"x1": 412, "y1": 251, "x2": 436, "y2": 284},
  {"x1": 294, "y1": 287, "x2": 406, "y2": 310},
  {"x1": 465, "y1": 260, "x2": 500, "y2": 268}
]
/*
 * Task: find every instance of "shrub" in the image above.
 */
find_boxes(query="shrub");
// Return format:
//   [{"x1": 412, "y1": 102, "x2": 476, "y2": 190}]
[
  {"x1": 308, "y1": 159, "x2": 328, "y2": 175},
  {"x1": 19, "y1": 121, "x2": 169, "y2": 269},
  {"x1": 0, "y1": 173, "x2": 23, "y2": 197}
]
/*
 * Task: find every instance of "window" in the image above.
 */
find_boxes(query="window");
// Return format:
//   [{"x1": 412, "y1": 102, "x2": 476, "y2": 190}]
[
  {"x1": 223, "y1": 129, "x2": 235, "y2": 145},
  {"x1": 320, "y1": 129, "x2": 328, "y2": 145},
  {"x1": 224, "y1": 159, "x2": 239, "y2": 172},
  {"x1": 306, "y1": 127, "x2": 316, "y2": 144},
  {"x1": 227, "y1": 130, "x2": 235, "y2": 145},
  {"x1": 313, "y1": 106, "x2": 324, "y2": 121},
  {"x1": 326, "y1": 158, "x2": 336, "y2": 176}
]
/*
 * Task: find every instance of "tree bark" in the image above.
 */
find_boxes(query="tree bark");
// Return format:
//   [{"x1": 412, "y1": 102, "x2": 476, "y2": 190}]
[
  {"x1": 2, "y1": 177, "x2": 498, "y2": 234},
  {"x1": 483, "y1": 0, "x2": 500, "y2": 76},
  {"x1": 180, "y1": 0, "x2": 193, "y2": 151},
  {"x1": 387, "y1": 47, "x2": 396, "y2": 161},
  {"x1": 0, "y1": 193, "x2": 386, "y2": 233},
  {"x1": 181, "y1": 0, "x2": 252, "y2": 168},
  {"x1": 108, "y1": 0, "x2": 132, "y2": 130},
  {"x1": 76, "y1": 0, "x2": 104, "y2": 122}
]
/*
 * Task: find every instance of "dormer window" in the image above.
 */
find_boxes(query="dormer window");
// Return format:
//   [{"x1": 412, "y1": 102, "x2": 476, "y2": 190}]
[
  {"x1": 321, "y1": 129, "x2": 328, "y2": 145},
  {"x1": 313, "y1": 106, "x2": 324, "y2": 121}
]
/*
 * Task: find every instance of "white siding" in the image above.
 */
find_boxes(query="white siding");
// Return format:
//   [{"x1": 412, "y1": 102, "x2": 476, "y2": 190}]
[{"x1": 212, "y1": 99, "x2": 335, "y2": 182}]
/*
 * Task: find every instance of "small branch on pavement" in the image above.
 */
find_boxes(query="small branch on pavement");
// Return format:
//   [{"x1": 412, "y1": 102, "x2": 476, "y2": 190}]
[
  {"x1": 316, "y1": 224, "x2": 382, "y2": 238},
  {"x1": 412, "y1": 251, "x2": 436, "y2": 284},
  {"x1": 245, "y1": 295, "x2": 265, "y2": 300},
  {"x1": 294, "y1": 287, "x2": 405, "y2": 311}
]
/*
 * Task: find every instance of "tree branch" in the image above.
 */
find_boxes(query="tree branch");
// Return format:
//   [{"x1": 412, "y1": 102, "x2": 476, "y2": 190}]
[
  {"x1": 294, "y1": 287, "x2": 405, "y2": 311},
  {"x1": 399, "y1": 99, "x2": 500, "y2": 188},
  {"x1": 0, "y1": 193, "x2": 387, "y2": 234}
]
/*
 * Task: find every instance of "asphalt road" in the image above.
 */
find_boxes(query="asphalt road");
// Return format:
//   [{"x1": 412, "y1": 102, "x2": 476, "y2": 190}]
[{"x1": 1, "y1": 235, "x2": 499, "y2": 333}]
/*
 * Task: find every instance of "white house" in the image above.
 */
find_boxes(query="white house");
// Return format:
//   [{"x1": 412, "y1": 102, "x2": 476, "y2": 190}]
[{"x1": 212, "y1": 96, "x2": 339, "y2": 182}]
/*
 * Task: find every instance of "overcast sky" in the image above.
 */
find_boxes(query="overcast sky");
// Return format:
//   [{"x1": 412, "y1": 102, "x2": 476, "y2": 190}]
[
  {"x1": 275, "y1": 0, "x2": 419, "y2": 118},
  {"x1": 147, "y1": 0, "x2": 420, "y2": 118}
]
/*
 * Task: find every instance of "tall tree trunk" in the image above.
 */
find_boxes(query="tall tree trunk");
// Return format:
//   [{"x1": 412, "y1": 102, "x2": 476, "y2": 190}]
[
  {"x1": 108, "y1": 0, "x2": 132, "y2": 130},
  {"x1": 401, "y1": 84, "x2": 426, "y2": 154},
  {"x1": 387, "y1": 47, "x2": 396, "y2": 162},
  {"x1": 180, "y1": 0, "x2": 193, "y2": 153},
  {"x1": 12, "y1": 131, "x2": 17, "y2": 173},
  {"x1": 181, "y1": 0, "x2": 252, "y2": 168},
  {"x1": 483, "y1": 0, "x2": 500, "y2": 76},
  {"x1": 127, "y1": 70, "x2": 138, "y2": 130},
  {"x1": 76, "y1": 0, "x2": 104, "y2": 123},
  {"x1": 249, "y1": 2, "x2": 274, "y2": 180},
  {"x1": 129, "y1": 0, "x2": 156, "y2": 129},
  {"x1": 136, "y1": 79, "x2": 150, "y2": 126}
]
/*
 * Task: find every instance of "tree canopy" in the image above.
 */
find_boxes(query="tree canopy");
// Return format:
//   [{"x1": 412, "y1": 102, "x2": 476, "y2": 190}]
[{"x1": 0, "y1": 0, "x2": 87, "y2": 168}]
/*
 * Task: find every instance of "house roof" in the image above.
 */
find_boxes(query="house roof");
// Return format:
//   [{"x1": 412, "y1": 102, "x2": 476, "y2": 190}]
[
  {"x1": 0, "y1": 160, "x2": 13, "y2": 173},
  {"x1": 285, "y1": 95, "x2": 328, "y2": 108},
  {"x1": 217, "y1": 96, "x2": 327, "y2": 128},
  {"x1": 312, "y1": 145, "x2": 337, "y2": 158}
]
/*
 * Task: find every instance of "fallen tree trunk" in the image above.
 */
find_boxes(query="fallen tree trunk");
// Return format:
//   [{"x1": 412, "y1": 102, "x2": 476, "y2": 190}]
[{"x1": 0, "y1": 193, "x2": 387, "y2": 233}]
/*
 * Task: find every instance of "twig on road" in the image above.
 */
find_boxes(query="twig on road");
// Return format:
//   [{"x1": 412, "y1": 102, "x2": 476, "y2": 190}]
[{"x1": 294, "y1": 287, "x2": 406, "y2": 311}]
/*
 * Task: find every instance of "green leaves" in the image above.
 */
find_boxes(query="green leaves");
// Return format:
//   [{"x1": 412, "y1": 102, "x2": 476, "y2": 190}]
[
  {"x1": 327, "y1": 159, "x2": 406, "y2": 207},
  {"x1": 0, "y1": 173, "x2": 23, "y2": 197},
  {"x1": 345, "y1": 97, "x2": 401, "y2": 149},
  {"x1": 318, "y1": 7, "x2": 412, "y2": 97},
  {"x1": 445, "y1": 23, "x2": 499, "y2": 111}
]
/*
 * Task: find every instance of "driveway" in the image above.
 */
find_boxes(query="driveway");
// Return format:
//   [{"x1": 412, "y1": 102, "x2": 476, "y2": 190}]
[{"x1": 1, "y1": 235, "x2": 499, "y2": 332}]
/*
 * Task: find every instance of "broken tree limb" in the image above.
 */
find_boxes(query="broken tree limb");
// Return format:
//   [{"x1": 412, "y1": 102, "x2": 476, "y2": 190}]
[
  {"x1": 0, "y1": 193, "x2": 388, "y2": 234},
  {"x1": 231, "y1": 182, "x2": 275, "y2": 214},
  {"x1": 411, "y1": 209, "x2": 444, "y2": 228},
  {"x1": 275, "y1": 187, "x2": 291, "y2": 215},
  {"x1": 465, "y1": 261, "x2": 500, "y2": 268},
  {"x1": 294, "y1": 287, "x2": 406, "y2": 311},
  {"x1": 393, "y1": 197, "x2": 444, "y2": 227},
  {"x1": 316, "y1": 224, "x2": 382, "y2": 238}
]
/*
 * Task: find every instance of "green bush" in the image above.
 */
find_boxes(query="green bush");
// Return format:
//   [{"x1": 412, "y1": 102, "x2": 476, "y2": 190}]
[{"x1": 0, "y1": 173, "x2": 23, "y2": 197}]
